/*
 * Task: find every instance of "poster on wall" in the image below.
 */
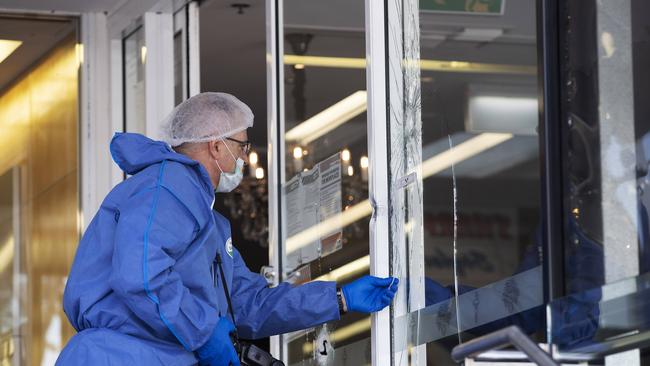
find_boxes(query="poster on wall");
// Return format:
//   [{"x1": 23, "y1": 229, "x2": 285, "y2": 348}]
[{"x1": 286, "y1": 153, "x2": 342, "y2": 271}]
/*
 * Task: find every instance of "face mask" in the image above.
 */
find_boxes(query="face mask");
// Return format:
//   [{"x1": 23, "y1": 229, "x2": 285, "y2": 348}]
[{"x1": 214, "y1": 139, "x2": 245, "y2": 193}]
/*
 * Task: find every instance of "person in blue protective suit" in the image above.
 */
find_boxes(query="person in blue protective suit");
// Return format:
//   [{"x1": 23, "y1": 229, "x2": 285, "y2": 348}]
[{"x1": 56, "y1": 92, "x2": 399, "y2": 366}]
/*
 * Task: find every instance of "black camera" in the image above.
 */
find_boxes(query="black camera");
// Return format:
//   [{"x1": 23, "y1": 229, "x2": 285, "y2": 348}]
[
  {"x1": 218, "y1": 253, "x2": 285, "y2": 366},
  {"x1": 231, "y1": 334, "x2": 284, "y2": 366},
  {"x1": 239, "y1": 341, "x2": 285, "y2": 366}
]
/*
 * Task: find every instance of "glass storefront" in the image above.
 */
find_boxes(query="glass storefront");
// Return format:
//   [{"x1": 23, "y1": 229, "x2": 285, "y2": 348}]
[
  {"x1": 0, "y1": 28, "x2": 79, "y2": 365},
  {"x1": 268, "y1": 0, "x2": 650, "y2": 364},
  {"x1": 389, "y1": 1, "x2": 543, "y2": 365}
]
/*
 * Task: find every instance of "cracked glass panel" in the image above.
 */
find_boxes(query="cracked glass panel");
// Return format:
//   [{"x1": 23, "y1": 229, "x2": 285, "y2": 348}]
[
  {"x1": 281, "y1": 1, "x2": 371, "y2": 364},
  {"x1": 388, "y1": 1, "x2": 543, "y2": 364}
]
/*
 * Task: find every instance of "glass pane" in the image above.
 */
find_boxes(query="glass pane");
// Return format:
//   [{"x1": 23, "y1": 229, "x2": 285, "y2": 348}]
[
  {"x1": 548, "y1": 273, "x2": 650, "y2": 358},
  {"x1": 0, "y1": 170, "x2": 16, "y2": 363},
  {"x1": 552, "y1": 0, "x2": 650, "y2": 355},
  {"x1": 123, "y1": 26, "x2": 146, "y2": 134},
  {"x1": 281, "y1": 1, "x2": 370, "y2": 364},
  {"x1": 173, "y1": 7, "x2": 187, "y2": 105},
  {"x1": 389, "y1": 1, "x2": 543, "y2": 364},
  {"x1": 0, "y1": 31, "x2": 78, "y2": 365},
  {"x1": 174, "y1": 31, "x2": 183, "y2": 105}
]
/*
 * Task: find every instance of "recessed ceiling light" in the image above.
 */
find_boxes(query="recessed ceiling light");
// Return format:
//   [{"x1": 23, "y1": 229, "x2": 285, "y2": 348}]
[
  {"x1": 285, "y1": 90, "x2": 367, "y2": 145},
  {"x1": 284, "y1": 55, "x2": 536, "y2": 75},
  {"x1": 0, "y1": 40, "x2": 22, "y2": 64}
]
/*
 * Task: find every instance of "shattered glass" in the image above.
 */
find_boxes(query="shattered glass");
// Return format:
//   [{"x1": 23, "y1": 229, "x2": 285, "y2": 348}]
[{"x1": 387, "y1": 0, "x2": 543, "y2": 364}]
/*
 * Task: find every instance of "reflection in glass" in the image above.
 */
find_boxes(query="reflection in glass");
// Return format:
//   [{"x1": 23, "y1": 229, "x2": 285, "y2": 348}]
[
  {"x1": 389, "y1": 1, "x2": 543, "y2": 364},
  {"x1": 553, "y1": 0, "x2": 650, "y2": 359},
  {"x1": 281, "y1": 1, "x2": 371, "y2": 364},
  {"x1": 0, "y1": 170, "x2": 16, "y2": 364},
  {"x1": 548, "y1": 273, "x2": 650, "y2": 355},
  {"x1": 0, "y1": 32, "x2": 79, "y2": 365},
  {"x1": 123, "y1": 26, "x2": 146, "y2": 134},
  {"x1": 173, "y1": 7, "x2": 187, "y2": 105},
  {"x1": 174, "y1": 31, "x2": 183, "y2": 105}
]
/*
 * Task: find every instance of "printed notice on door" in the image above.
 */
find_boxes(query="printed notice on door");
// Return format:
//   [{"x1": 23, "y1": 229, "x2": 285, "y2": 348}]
[
  {"x1": 285, "y1": 153, "x2": 343, "y2": 271},
  {"x1": 318, "y1": 154, "x2": 343, "y2": 257}
]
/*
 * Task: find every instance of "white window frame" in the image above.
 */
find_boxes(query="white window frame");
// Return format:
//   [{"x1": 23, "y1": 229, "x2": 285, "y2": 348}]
[
  {"x1": 80, "y1": 0, "x2": 200, "y2": 227},
  {"x1": 265, "y1": 0, "x2": 395, "y2": 364},
  {"x1": 265, "y1": 0, "x2": 286, "y2": 359},
  {"x1": 364, "y1": 1, "x2": 392, "y2": 365}
]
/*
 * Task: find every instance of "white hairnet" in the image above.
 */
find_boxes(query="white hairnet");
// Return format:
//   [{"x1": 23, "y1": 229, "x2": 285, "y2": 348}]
[{"x1": 161, "y1": 92, "x2": 254, "y2": 147}]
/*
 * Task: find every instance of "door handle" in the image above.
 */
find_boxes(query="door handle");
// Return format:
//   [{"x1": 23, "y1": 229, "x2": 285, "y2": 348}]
[
  {"x1": 451, "y1": 325, "x2": 559, "y2": 366},
  {"x1": 260, "y1": 266, "x2": 276, "y2": 285}
]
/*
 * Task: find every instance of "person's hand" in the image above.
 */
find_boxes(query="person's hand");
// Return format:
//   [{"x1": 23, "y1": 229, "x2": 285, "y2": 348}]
[
  {"x1": 342, "y1": 275, "x2": 399, "y2": 313},
  {"x1": 195, "y1": 317, "x2": 240, "y2": 366}
]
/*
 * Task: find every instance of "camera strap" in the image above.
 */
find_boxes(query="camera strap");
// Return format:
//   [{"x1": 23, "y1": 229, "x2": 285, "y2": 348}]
[
  {"x1": 215, "y1": 253, "x2": 237, "y2": 325},
  {"x1": 215, "y1": 254, "x2": 285, "y2": 366}
]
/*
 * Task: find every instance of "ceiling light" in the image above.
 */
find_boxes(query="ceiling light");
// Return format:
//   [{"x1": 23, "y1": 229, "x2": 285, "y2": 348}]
[
  {"x1": 314, "y1": 255, "x2": 369, "y2": 283},
  {"x1": 249, "y1": 151, "x2": 258, "y2": 165},
  {"x1": 255, "y1": 167, "x2": 265, "y2": 180},
  {"x1": 285, "y1": 91, "x2": 367, "y2": 145},
  {"x1": 285, "y1": 55, "x2": 365, "y2": 69},
  {"x1": 468, "y1": 95, "x2": 538, "y2": 135},
  {"x1": 282, "y1": 91, "x2": 515, "y2": 163},
  {"x1": 284, "y1": 55, "x2": 535, "y2": 75},
  {"x1": 360, "y1": 156, "x2": 369, "y2": 169},
  {"x1": 341, "y1": 148, "x2": 351, "y2": 162},
  {"x1": 292, "y1": 146, "x2": 303, "y2": 159},
  {"x1": 422, "y1": 133, "x2": 513, "y2": 178},
  {"x1": 0, "y1": 40, "x2": 22, "y2": 64}
]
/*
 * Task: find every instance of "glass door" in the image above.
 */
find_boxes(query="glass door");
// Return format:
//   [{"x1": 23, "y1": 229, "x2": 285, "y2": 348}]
[
  {"x1": 173, "y1": 1, "x2": 200, "y2": 104},
  {"x1": 120, "y1": 6, "x2": 176, "y2": 140},
  {"x1": 122, "y1": 22, "x2": 146, "y2": 134},
  {"x1": 274, "y1": 0, "x2": 374, "y2": 364},
  {"x1": 384, "y1": 1, "x2": 544, "y2": 365}
]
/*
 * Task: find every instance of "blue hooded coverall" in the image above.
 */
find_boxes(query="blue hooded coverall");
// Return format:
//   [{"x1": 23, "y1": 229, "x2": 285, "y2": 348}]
[{"x1": 57, "y1": 133, "x2": 340, "y2": 365}]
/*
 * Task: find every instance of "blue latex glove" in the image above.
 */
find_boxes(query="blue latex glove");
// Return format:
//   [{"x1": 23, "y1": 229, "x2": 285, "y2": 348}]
[
  {"x1": 195, "y1": 317, "x2": 240, "y2": 366},
  {"x1": 342, "y1": 275, "x2": 399, "y2": 313}
]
